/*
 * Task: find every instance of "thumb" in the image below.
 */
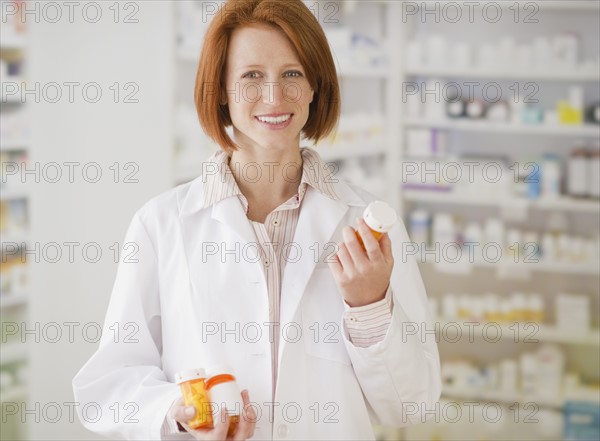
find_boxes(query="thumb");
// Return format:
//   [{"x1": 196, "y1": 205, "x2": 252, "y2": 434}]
[{"x1": 170, "y1": 405, "x2": 196, "y2": 424}]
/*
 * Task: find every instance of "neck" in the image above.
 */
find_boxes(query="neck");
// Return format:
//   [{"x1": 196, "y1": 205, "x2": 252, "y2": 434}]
[{"x1": 228, "y1": 147, "x2": 303, "y2": 202}]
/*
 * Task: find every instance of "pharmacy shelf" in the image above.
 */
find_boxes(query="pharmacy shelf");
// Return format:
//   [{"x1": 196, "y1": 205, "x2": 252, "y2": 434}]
[
  {"x1": 0, "y1": 233, "x2": 28, "y2": 248},
  {"x1": 1, "y1": 138, "x2": 29, "y2": 150},
  {"x1": 0, "y1": 343, "x2": 27, "y2": 366},
  {"x1": 0, "y1": 34, "x2": 25, "y2": 51},
  {"x1": 0, "y1": 385, "x2": 28, "y2": 402},
  {"x1": 413, "y1": 1, "x2": 600, "y2": 12},
  {"x1": 0, "y1": 77, "x2": 24, "y2": 104},
  {"x1": 0, "y1": 188, "x2": 28, "y2": 200},
  {"x1": 403, "y1": 118, "x2": 600, "y2": 137},
  {"x1": 318, "y1": 143, "x2": 387, "y2": 162},
  {"x1": 533, "y1": 0, "x2": 600, "y2": 11},
  {"x1": 0, "y1": 293, "x2": 28, "y2": 308},
  {"x1": 434, "y1": 319, "x2": 600, "y2": 346},
  {"x1": 405, "y1": 66, "x2": 600, "y2": 82},
  {"x1": 403, "y1": 189, "x2": 600, "y2": 214},
  {"x1": 442, "y1": 386, "x2": 560, "y2": 410},
  {"x1": 423, "y1": 259, "x2": 600, "y2": 277},
  {"x1": 336, "y1": 66, "x2": 390, "y2": 79},
  {"x1": 0, "y1": 93, "x2": 21, "y2": 104}
]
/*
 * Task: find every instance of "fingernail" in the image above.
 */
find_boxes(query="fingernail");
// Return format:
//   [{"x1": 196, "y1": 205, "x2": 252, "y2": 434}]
[{"x1": 184, "y1": 407, "x2": 195, "y2": 418}]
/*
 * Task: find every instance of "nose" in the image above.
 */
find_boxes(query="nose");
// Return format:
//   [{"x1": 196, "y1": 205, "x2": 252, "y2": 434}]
[{"x1": 261, "y1": 81, "x2": 285, "y2": 106}]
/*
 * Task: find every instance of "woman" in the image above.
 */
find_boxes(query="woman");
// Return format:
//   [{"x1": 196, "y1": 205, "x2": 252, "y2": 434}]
[{"x1": 72, "y1": 1, "x2": 441, "y2": 440}]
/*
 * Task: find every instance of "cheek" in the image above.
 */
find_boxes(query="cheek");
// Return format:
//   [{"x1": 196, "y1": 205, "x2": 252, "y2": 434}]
[{"x1": 282, "y1": 81, "x2": 312, "y2": 106}]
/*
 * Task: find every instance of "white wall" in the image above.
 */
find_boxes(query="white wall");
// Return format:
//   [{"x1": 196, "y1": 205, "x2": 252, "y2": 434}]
[{"x1": 26, "y1": 2, "x2": 173, "y2": 439}]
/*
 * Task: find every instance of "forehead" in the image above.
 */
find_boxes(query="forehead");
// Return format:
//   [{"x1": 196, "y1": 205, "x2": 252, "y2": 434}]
[{"x1": 227, "y1": 24, "x2": 300, "y2": 68}]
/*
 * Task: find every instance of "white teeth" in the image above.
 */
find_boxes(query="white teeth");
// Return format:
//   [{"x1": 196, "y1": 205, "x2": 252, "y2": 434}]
[{"x1": 257, "y1": 114, "x2": 291, "y2": 124}]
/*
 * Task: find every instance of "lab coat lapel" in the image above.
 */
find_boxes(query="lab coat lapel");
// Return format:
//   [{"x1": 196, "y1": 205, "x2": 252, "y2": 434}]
[
  {"x1": 179, "y1": 177, "x2": 266, "y2": 294},
  {"x1": 277, "y1": 185, "x2": 353, "y2": 369}
]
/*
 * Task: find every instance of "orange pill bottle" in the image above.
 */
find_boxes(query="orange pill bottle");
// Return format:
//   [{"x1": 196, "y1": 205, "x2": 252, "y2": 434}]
[
  {"x1": 205, "y1": 365, "x2": 243, "y2": 439},
  {"x1": 175, "y1": 368, "x2": 213, "y2": 430},
  {"x1": 356, "y1": 201, "x2": 397, "y2": 250}
]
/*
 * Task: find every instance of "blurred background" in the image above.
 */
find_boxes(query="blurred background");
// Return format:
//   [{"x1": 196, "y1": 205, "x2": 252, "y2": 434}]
[{"x1": 0, "y1": 0, "x2": 599, "y2": 440}]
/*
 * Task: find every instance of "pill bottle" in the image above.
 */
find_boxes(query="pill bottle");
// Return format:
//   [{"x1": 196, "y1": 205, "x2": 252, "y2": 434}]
[
  {"x1": 355, "y1": 201, "x2": 397, "y2": 251},
  {"x1": 589, "y1": 149, "x2": 600, "y2": 198},
  {"x1": 527, "y1": 294, "x2": 545, "y2": 323},
  {"x1": 409, "y1": 209, "x2": 430, "y2": 251},
  {"x1": 541, "y1": 154, "x2": 561, "y2": 199},
  {"x1": 205, "y1": 365, "x2": 242, "y2": 438},
  {"x1": 175, "y1": 368, "x2": 213, "y2": 430},
  {"x1": 567, "y1": 148, "x2": 589, "y2": 197}
]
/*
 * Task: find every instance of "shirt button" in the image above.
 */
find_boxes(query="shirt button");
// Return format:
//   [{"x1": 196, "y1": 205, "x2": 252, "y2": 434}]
[
  {"x1": 277, "y1": 424, "x2": 288, "y2": 438},
  {"x1": 264, "y1": 259, "x2": 271, "y2": 267},
  {"x1": 272, "y1": 219, "x2": 279, "y2": 227},
  {"x1": 348, "y1": 315, "x2": 357, "y2": 322}
]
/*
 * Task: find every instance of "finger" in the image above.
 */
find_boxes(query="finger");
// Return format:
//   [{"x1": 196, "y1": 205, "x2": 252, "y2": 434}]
[
  {"x1": 342, "y1": 224, "x2": 368, "y2": 266},
  {"x1": 327, "y1": 246, "x2": 344, "y2": 280},
  {"x1": 170, "y1": 405, "x2": 197, "y2": 424},
  {"x1": 336, "y1": 242, "x2": 354, "y2": 272},
  {"x1": 342, "y1": 226, "x2": 368, "y2": 267},
  {"x1": 235, "y1": 390, "x2": 256, "y2": 440},
  {"x1": 356, "y1": 217, "x2": 384, "y2": 261},
  {"x1": 211, "y1": 409, "x2": 230, "y2": 440},
  {"x1": 178, "y1": 420, "x2": 212, "y2": 441},
  {"x1": 379, "y1": 232, "x2": 394, "y2": 262}
]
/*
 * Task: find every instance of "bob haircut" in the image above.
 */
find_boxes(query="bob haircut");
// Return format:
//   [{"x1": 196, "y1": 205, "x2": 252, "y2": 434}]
[{"x1": 194, "y1": 0, "x2": 341, "y2": 153}]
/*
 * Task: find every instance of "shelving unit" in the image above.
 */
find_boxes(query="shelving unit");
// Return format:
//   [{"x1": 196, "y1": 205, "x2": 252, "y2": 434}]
[
  {"x1": 404, "y1": 118, "x2": 600, "y2": 137},
  {"x1": 434, "y1": 319, "x2": 600, "y2": 347},
  {"x1": 440, "y1": 385, "x2": 600, "y2": 410},
  {"x1": 396, "y1": 1, "x2": 600, "y2": 440},
  {"x1": 405, "y1": 66, "x2": 600, "y2": 82},
  {"x1": 424, "y1": 258, "x2": 600, "y2": 277},
  {"x1": 404, "y1": 189, "x2": 600, "y2": 214},
  {"x1": 0, "y1": 3, "x2": 30, "y2": 439}
]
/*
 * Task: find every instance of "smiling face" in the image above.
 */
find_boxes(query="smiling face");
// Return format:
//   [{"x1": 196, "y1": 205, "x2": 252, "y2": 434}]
[{"x1": 223, "y1": 24, "x2": 315, "y2": 153}]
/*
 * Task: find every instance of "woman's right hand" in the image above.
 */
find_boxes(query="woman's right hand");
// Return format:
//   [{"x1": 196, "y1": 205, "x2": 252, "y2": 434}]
[{"x1": 169, "y1": 389, "x2": 256, "y2": 440}]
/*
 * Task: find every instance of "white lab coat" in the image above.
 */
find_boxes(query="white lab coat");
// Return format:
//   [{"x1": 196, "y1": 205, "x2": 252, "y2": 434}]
[{"x1": 72, "y1": 168, "x2": 441, "y2": 440}]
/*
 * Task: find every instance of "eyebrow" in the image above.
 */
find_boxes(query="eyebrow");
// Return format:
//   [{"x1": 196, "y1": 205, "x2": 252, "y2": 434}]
[{"x1": 236, "y1": 63, "x2": 303, "y2": 72}]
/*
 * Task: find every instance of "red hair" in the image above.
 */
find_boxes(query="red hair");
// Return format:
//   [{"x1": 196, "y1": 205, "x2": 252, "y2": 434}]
[{"x1": 194, "y1": 0, "x2": 341, "y2": 153}]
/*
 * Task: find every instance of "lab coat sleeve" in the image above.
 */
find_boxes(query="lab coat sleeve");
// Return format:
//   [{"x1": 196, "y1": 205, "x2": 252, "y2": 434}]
[
  {"x1": 340, "y1": 218, "x2": 442, "y2": 427},
  {"x1": 72, "y1": 210, "x2": 183, "y2": 440}
]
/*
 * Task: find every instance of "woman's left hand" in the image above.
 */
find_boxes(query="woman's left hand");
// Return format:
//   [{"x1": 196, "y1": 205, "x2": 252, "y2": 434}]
[{"x1": 328, "y1": 217, "x2": 394, "y2": 308}]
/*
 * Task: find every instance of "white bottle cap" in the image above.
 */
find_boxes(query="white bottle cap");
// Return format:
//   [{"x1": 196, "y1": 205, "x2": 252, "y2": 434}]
[
  {"x1": 363, "y1": 201, "x2": 397, "y2": 233},
  {"x1": 175, "y1": 368, "x2": 206, "y2": 384}
]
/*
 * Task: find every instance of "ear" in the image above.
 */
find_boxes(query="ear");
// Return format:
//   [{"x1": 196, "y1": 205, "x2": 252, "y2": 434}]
[{"x1": 309, "y1": 88, "x2": 315, "y2": 104}]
